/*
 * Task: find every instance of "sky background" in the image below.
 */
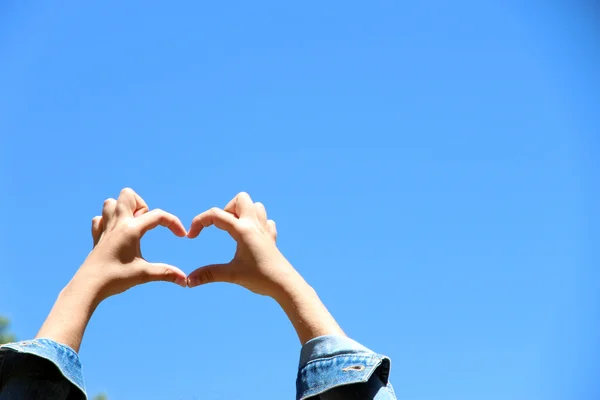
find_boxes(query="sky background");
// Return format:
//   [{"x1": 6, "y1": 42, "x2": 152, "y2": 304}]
[{"x1": 0, "y1": 1, "x2": 598, "y2": 399}]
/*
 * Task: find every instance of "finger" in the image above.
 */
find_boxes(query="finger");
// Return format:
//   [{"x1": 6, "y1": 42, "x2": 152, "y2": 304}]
[
  {"x1": 188, "y1": 207, "x2": 238, "y2": 239},
  {"x1": 267, "y1": 219, "x2": 277, "y2": 241},
  {"x1": 187, "y1": 263, "x2": 233, "y2": 288},
  {"x1": 138, "y1": 262, "x2": 187, "y2": 288},
  {"x1": 134, "y1": 209, "x2": 187, "y2": 237},
  {"x1": 116, "y1": 188, "x2": 149, "y2": 218},
  {"x1": 224, "y1": 192, "x2": 255, "y2": 218},
  {"x1": 102, "y1": 198, "x2": 117, "y2": 229},
  {"x1": 91, "y1": 216, "x2": 103, "y2": 246},
  {"x1": 254, "y1": 202, "x2": 267, "y2": 226}
]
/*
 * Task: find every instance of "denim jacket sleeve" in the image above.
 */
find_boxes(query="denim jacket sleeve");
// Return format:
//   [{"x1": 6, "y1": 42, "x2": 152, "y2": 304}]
[
  {"x1": 297, "y1": 335, "x2": 396, "y2": 400},
  {"x1": 1, "y1": 335, "x2": 393, "y2": 399},
  {"x1": 0, "y1": 339, "x2": 86, "y2": 400}
]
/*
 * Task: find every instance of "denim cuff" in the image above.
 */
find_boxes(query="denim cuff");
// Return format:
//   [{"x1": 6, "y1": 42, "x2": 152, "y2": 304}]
[
  {"x1": 1, "y1": 338, "x2": 86, "y2": 398},
  {"x1": 296, "y1": 335, "x2": 391, "y2": 400}
]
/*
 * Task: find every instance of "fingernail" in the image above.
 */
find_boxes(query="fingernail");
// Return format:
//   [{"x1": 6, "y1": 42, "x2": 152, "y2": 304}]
[
  {"x1": 176, "y1": 277, "x2": 187, "y2": 287},
  {"x1": 187, "y1": 277, "x2": 197, "y2": 288}
]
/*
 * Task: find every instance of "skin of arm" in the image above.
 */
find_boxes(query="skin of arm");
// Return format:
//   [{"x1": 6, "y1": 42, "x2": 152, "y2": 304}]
[
  {"x1": 187, "y1": 192, "x2": 345, "y2": 344},
  {"x1": 36, "y1": 188, "x2": 188, "y2": 352},
  {"x1": 272, "y1": 270, "x2": 346, "y2": 345}
]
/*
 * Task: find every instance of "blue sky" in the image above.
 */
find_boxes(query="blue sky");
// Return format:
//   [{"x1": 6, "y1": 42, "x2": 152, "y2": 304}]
[{"x1": 0, "y1": 1, "x2": 598, "y2": 399}]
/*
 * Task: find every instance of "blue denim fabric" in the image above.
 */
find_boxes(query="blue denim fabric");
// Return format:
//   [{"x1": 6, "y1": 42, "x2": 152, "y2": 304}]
[
  {"x1": 297, "y1": 335, "x2": 395, "y2": 399},
  {"x1": 1, "y1": 335, "x2": 394, "y2": 399},
  {"x1": 0, "y1": 339, "x2": 86, "y2": 400}
]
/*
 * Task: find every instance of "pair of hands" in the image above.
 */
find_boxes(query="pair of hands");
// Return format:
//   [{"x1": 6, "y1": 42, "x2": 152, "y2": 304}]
[
  {"x1": 78, "y1": 188, "x2": 297, "y2": 304},
  {"x1": 39, "y1": 188, "x2": 342, "y2": 351}
]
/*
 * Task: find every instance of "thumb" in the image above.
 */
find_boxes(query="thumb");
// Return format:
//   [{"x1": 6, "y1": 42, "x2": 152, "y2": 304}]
[
  {"x1": 187, "y1": 263, "x2": 233, "y2": 288},
  {"x1": 138, "y1": 263, "x2": 188, "y2": 288}
]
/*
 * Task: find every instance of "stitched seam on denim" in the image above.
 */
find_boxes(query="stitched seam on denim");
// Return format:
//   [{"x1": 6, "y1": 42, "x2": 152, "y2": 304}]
[
  {"x1": 387, "y1": 382, "x2": 397, "y2": 399},
  {"x1": 298, "y1": 366, "x2": 380, "y2": 400},
  {"x1": 36, "y1": 338, "x2": 79, "y2": 359},
  {"x1": 298, "y1": 355, "x2": 383, "y2": 399},
  {"x1": 301, "y1": 352, "x2": 374, "y2": 369}
]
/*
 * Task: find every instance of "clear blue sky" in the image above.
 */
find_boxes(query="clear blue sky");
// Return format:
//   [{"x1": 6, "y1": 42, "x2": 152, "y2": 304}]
[{"x1": 0, "y1": 1, "x2": 598, "y2": 399}]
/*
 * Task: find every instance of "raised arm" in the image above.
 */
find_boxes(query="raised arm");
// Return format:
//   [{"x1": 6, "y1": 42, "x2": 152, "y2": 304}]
[
  {"x1": 187, "y1": 192, "x2": 395, "y2": 399},
  {"x1": 187, "y1": 191, "x2": 343, "y2": 344},
  {"x1": 37, "y1": 188, "x2": 187, "y2": 351},
  {"x1": 1, "y1": 188, "x2": 187, "y2": 400}
]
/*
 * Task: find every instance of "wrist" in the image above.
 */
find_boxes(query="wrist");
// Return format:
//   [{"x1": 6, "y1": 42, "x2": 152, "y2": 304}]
[
  {"x1": 69, "y1": 263, "x2": 111, "y2": 306},
  {"x1": 62, "y1": 276, "x2": 103, "y2": 310},
  {"x1": 269, "y1": 264, "x2": 312, "y2": 305},
  {"x1": 274, "y1": 279, "x2": 312, "y2": 305}
]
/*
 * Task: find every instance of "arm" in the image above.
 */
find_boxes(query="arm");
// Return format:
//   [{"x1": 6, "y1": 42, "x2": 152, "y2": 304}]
[
  {"x1": 187, "y1": 192, "x2": 344, "y2": 344},
  {"x1": 1, "y1": 188, "x2": 188, "y2": 399},
  {"x1": 187, "y1": 192, "x2": 395, "y2": 399},
  {"x1": 34, "y1": 282, "x2": 99, "y2": 355},
  {"x1": 272, "y1": 270, "x2": 345, "y2": 345}
]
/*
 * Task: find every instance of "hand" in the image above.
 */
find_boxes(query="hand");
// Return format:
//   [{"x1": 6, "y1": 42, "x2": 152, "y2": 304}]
[
  {"x1": 186, "y1": 192, "x2": 300, "y2": 299},
  {"x1": 76, "y1": 188, "x2": 188, "y2": 301},
  {"x1": 36, "y1": 188, "x2": 188, "y2": 352},
  {"x1": 187, "y1": 192, "x2": 345, "y2": 344}
]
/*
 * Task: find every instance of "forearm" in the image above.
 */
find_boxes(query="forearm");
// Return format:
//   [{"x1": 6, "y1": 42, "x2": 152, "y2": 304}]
[
  {"x1": 273, "y1": 268, "x2": 345, "y2": 345},
  {"x1": 283, "y1": 271, "x2": 396, "y2": 399},
  {"x1": 35, "y1": 277, "x2": 100, "y2": 353}
]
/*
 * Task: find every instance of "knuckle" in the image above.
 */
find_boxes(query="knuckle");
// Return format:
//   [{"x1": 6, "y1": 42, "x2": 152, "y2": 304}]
[
  {"x1": 207, "y1": 208, "x2": 222, "y2": 220},
  {"x1": 195, "y1": 270, "x2": 213, "y2": 286},
  {"x1": 120, "y1": 187, "x2": 134, "y2": 195},
  {"x1": 267, "y1": 220, "x2": 277, "y2": 239},
  {"x1": 203, "y1": 269, "x2": 215, "y2": 284},
  {"x1": 237, "y1": 219, "x2": 255, "y2": 236},
  {"x1": 103, "y1": 198, "x2": 116, "y2": 207},
  {"x1": 121, "y1": 220, "x2": 140, "y2": 236},
  {"x1": 136, "y1": 267, "x2": 152, "y2": 283},
  {"x1": 163, "y1": 268, "x2": 176, "y2": 282}
]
